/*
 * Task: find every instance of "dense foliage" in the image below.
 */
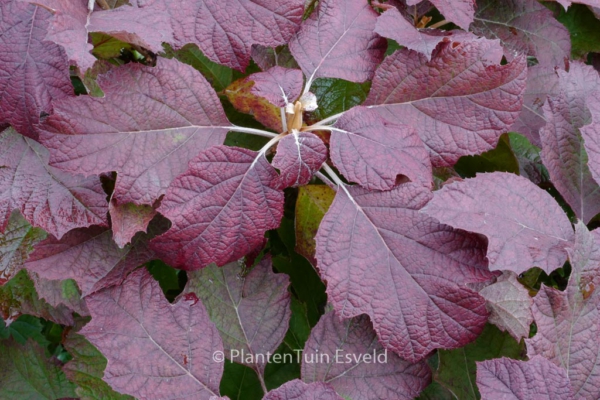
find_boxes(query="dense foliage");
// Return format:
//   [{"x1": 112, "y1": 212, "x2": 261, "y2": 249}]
[{"x1": 1, "y1": 0, "x2": 600, "y2": 398}]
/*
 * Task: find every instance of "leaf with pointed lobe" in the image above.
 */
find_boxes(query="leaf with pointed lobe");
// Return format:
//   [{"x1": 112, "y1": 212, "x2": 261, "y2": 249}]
[
  {"x1": 295, "y1": 185, "x2": 335, "y2": 266},
  {"x1": 0, "y1": 127, "x2": 108, "y2": 240},
  {"x1": 289, "y1": 0, "x2": 386, "y2": 86},
  {"x1": 422, "y1": 172, "x2": 574, "y2": 274},
  {"x1": 80, "y1": 268, "x2": 225, "y2": 400},
  {"x1": 0, "y1": 212, "x2": 46, "y2": 286},
  {"x1": 407, "y1": 0, "x2": 475, "y2": 31},
  {"x1": 479, "y1": 272, "x2": 533, "y2": 341},
  {"x1": 30, "y1": 273, "x2": 89, "y2": 316},
  {"x1": 375, "y1": 8, "x2": 474, "y2": 60},
  {"x1": 182, "y1": 258, "x2": 290, "y2": 377},
  {"x1": 509, "y1": 65, "x2": 560, "y2": 147},
  {"x1": 581, "y1": 93, "x2": 600, "y2": 186},
  {"x1": 539, "y1": 62, "x2": 600, "y2": 223},
  {"x1": 315, "y1": 183, "x2": 494, "y2": 362},
  {"x1": 225, "y1": 77, "x2": 283, "y2": 133},
  {"x1": 302, "y1": 312, "x2": 431, "y2": 400},
  {"x1": 331, "y1": 106, "x2": 432, "y2": 190},
  {"x1": 0, "y1": 0, "x2": 73, "y2": 139},
  {"x1": 63, "y1": 332, "x2": 134, "y2": 400},
  {"x1": 166, "y1": 0, "x2": 304, "y2": 72},
  {"x1": 264, "y1": 380, "x2": 343, "y2": 400},
  {"x1": 39, "y1": 58, "x2": 230, "y2": 206},
  {"x1": 525, "y1": 222, "x2": 600, "y2": 400},
  {"x1": 25, "y1": 0, "x2": 171, "y2": 72},
  {"x1": 0, "y1": 338, "x2": 77, "y2": 399},
  {"x1": 273, "y1": 132, "x2": 327, "y2": 188},
  {"x1": 365, "y1": 37, "x2": 527, "y2": 167},
  {"x1": 249, "y1": 67, "x2": 303, "y2": 108},
  {"x1": 471, "y1": 0, "x2": 571, "y2": 69},
  {"x1": 476, "y1": 356, "x2": 574, "y2": 400},
  {"x1": 151, "y1": 145, "x2": 284, "y2": 270},
  {"x1": 109, "y1": 201, "x2": 157, "y2": 248},
  {"x1": 25, "y1": 221, "x2": 160, "y2": 297}
]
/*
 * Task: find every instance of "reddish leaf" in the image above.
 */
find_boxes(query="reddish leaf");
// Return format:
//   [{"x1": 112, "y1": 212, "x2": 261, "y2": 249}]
[
  {"x1": 365, "y1": 38, "x2": 527, "y2": 167},
  {"x1": 479, "y1": 272, "x2": 533, "y2": 341},
  {"x1": 272, "y1": 132, "x2": 327, "y2": 188},
  {"x1": 182, "y1": 258, "x2": 290, "y2": 378},
  {"x1": 375, "y1": 8, "x2": 474, "y2": 60},
  {"x1": 526, "y1": 222, "x2": 600, "y2": 400},
  {"x1": 0, "y1": 127, "x2": 108, "y2": 239},
  {"x1": 330, "y1": 106, "x2": 432, "y2": 190},
  {"x1": 151, "y1": 146, "x2": 284, "y2": 270},
  {"x1": 39, "y1": 58, "x2": 230, "y2": 206},
  {"x1": 315, "y1": 183, "x2": 493, "y2": 362},
  {"x1": 476, "y1": 356, "x2": 574, "y2": 400},
  {"x1": 409, "y1": 0, "x2": 475, "y2": 31},
  {"x1": 289, "y1": 0, "x2": 386, "y2": 87},
  {"x1": 539, "y1": 62, "x2": 600, "y2": 223},
  {"x1": 0, "y1": 212, "x2": 46, "y2": 286},
  {"x1": 509, "y1": 65, "x2": 560, "y2": 147},
  {"x1": 168, "y1": 0, "x2": 304, "y2": 71},
  {"x1": 0, "y1": 0, "x2": 72, "y2": 138},
  {"x1": 225, "y1": 77, "x2": 283, "y2": 132},
  {"x1": 24, "y1": 0, "x2": 171, "y2": 72},
  {"x1": 25, "y1": 225, "x2": 156, "y2": 297},
  {"x1": 29, "y1": 273, "x2": 89, "y2": 316},
  {"x1": 552, "y1": 0, "x2": 600, "y2": 9},
  {"x1": 471, "y1": 0, "x2": 571, "y2": 68},
  {"x1": 109, "y1": 201, "x2": 157, "y2": 248},
  {"x1": 80, "y1": 268, "x2": 224, "y2": 399},
  {"x1": 302, "y1": 312, "x2": 431, "y2": 399},
  {"x1": 422, "y1": 172, "x2": 574, "y2": 274},
  {"x1": 250, "y1": 67, "x2": 303, "y2": 108},
  {"x1": 264, "y1": 380, "x2": 342, "y2": 400},
  {"x1": 251, "y1": 45, "x2": 299, "y2": 71},
  {"x1": 581, "y1": 92, "x2": 600, "y2": 187}
]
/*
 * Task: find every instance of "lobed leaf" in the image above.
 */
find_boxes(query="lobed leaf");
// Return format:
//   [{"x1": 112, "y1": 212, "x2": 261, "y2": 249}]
[
  {"x1": 315, "y1": 183, "x2": 494, "y2": 362},
  {"x1": 249, "y1": 67, "x2": 303, "y2": 108},
  {"x1": 581, "y1": 91, "x2": 600, "y2": 186},
  {"x1": 410, "y1": 0, "x2": 475, "y2": 31},
  {"x1": 272, "y1": 131, "x2": 327, "y2": 188},
  {"x1": 109, "y1": 201, "x2": 157, "y2": 248},
  {"x1": 80, "y1": 268, "x2": 225, "y2": 399}
]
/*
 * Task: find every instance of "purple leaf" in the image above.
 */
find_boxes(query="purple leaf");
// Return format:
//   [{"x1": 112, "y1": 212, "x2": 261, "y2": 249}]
[
  {"x1": 552, "y1": 0, "x2": 600, "y2": 9},
  {"x1": 375, "y1": 8, "x2": 474, "y2": 60},
  {"x1": 476, "y1": 356, "x2": 574, "y2": 400},
  {"x1": 539, "y1": 62, "x2": 600, "y2": 224},
  {"x1": 23, "y1": 0, "x2": 172, "y2": 72},
  {"x1": 29, "y1": 273, "x2": 89, "y2": 317},
  {"x1": 509, "y1": 65, "x2": 560, "y2": 147},
  {"x1": 272, "y1": 132, "x2": 327, "y2": 188},
  {"x1": 330, "y1": 106, "x2": 432, "y2": 190},
  {"x1": 471, "y1": 0, "x2": 571, "y2": 69},
  {"x1": 264, "y1": 380, "x2": 342, "y2": 400},
  {"x1": 80, "y1": 268, "x2": 224, "y2": 399},
  {"x1": 251, "y1": 45, "x2": 299, "y2": 71},
  {"x1": 581, "y1": 91, "x2": 600, "y2": 187},
  {"x1": 415, "y1": 0, "x2": 475, "y2": 31},
  {"x1": 0, "y1": 0, "x2": 72, "y2": 138},
  {"x1": 25, "y1": 225, "x2": 156, "y2": 297},
  {"x1": 525, "y1": 222, "x2": 600, "y2": 400},
  {"x1": 169, "y1": 0, "x2": 304, "y2": 71},
  {"x1": 0, "y1": 127, "x2": 108, "y2": 239},
  {"x1": 109, "y1": 201, "x2": 157, "y2": 248},
  {"x1": 302, "y1": 312, "x2": 431, "y2": 399},
  {"x1": 151, "y1": 146, "x2": 284, "y2": 270},
  {"x1": 315, "y1": 183, "x2": 494, "y2": 362},
  {"x1": 0, "y1": 212, "x2": 46, "y2": 286},
  {"x1": 249, "y1": 67, "x2": 303, "y2": 108},
  {"x1": 479, "y1": 272, "x2": 533, "y2": 341},
  {"x1": 289, "y1": 0, "x2": 386, "y2": 87},
  {"x1": 182, "y1": 258, "x2": 290, "y2": 378},
  {"x1": 39, "y1": 58, "x2": 230, "y2": 206},
  {"x1": 365, "y1": 37, "x2": 527, "y2": 167},
  {"x1": 422, "y1": 172, "x2": 574, "y2": 274}
]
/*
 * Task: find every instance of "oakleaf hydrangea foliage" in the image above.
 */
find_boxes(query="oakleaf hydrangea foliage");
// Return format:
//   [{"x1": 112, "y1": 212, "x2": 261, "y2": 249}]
[{"x1": 1, "y1": 0, "x2": 600, "y2": 398}]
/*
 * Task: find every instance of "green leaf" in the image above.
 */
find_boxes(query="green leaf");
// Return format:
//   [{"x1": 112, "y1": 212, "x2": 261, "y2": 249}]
[
  {"x1": 454, "y1": 134, "x2": 519, "y2": 178},
  {"x1": 63, "y1": 332, "x2": 134, "y2": 400},
  {"x1": 555, "y1": 4, "x2": 600, "y2": 59},
  {"x1": 90, "y1": 33, "x2": 132, "y2": 60},
  {"x1": 220, "y1": 361, "x2": 263, "y2": 400},
  {"x1": 0, "y1": 338, "x2": 76, "y2": 399},
  {"x1": 435, "y1": 324, "x2": 525, "y2": 400},
  {"x1": 309, "y1": 78, "x2": 370, "y2": 122},
  {"x1": 163, "y1": 44, "x2": 233, "y2": 92},
  {"x1": 264, "y1": 342, "x2": 301, "y2": 391},
  {"x1": 283, "y1": 297, "x2": 311, "y2": 351},
  {"x1": 1, "y1": 315, "x2": 49, "y2": 347},
  {"x1": 146, "y1": 260, "x2": 183, "y2": 302},
  {"x1": 416, "y1": 381, "x2": 457, "y2": 400},
  {"x1": 295, "y1": 185, "x2": 335, "y2": 266}
]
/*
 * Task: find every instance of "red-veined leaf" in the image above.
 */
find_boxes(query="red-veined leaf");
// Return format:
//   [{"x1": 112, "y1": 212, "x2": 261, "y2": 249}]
[
  {"x1": 249, "y1": 66, "x2": 303, "y2": 108},
  {"x1": 109, "y1": 201, "x2": 157, "y2": 248}
]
